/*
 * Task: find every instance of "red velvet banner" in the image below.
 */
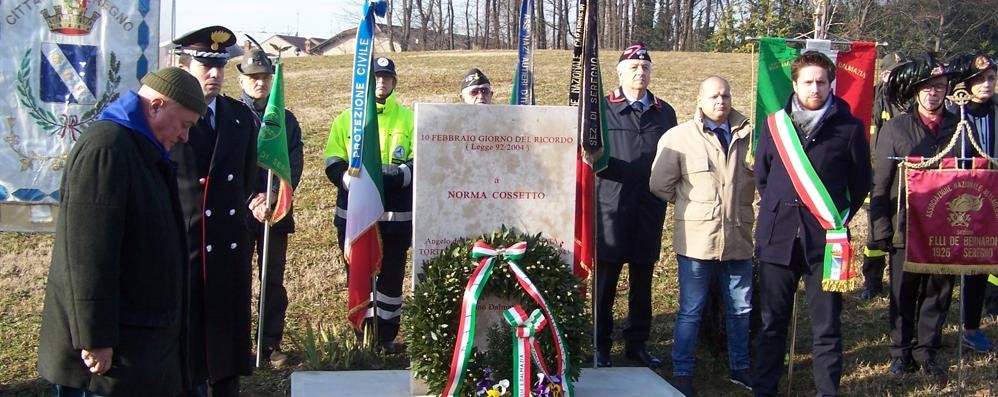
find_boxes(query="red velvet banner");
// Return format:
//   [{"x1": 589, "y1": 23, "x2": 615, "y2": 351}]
[
  {"x1": 835, "y1": 42, "x2": 877, "y2": 141},
  {"x1": 905, "y1": 158, "x2": 998, "y2": 274}
]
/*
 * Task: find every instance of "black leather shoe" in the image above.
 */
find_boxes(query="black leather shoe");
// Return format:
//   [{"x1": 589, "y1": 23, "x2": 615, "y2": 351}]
[
  {"x1": 624, "y1": 348, "x2": 662, "y2": 368},
  {"x1": 672, "y1": 376, "x2": 696, "y2": 396},
  {"x1": 888, "y1": 357, "x2": 916, "y2": 376},
  {"x1": 728, "y1": 369, "x2": 752, "y2": 391},
  {"x1": 860, "y1": 280, "x2": 883, "y2": 300},
  {"x1": 595, "y1": 350, "x2": 613, "y2": 367},
  {"x1": 377, "y1": 341, "x2": 407, "y2": 355},
  {"x1": 918, "y1": 358, "x2": 947, "y2": 378}
]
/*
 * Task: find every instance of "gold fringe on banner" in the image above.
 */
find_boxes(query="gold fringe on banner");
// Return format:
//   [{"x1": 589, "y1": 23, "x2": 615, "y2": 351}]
[
  {"x1": 904, "y1": 262, "x2": 998, "y2": 276},
  {"x1": 821, "y1": 279, "x2": 857, "y2": 293}
]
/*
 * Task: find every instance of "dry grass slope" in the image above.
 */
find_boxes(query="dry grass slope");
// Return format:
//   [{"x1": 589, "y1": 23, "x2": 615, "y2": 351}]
[{"x1": 1, "y1": 50, "x2": 995, "y2": 396}]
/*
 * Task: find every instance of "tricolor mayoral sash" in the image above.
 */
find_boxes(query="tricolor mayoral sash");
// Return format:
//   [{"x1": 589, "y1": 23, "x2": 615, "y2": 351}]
[
  {"x1": 767, "y1": 110, "x2": 855, "y2": 291},
  {"x1": 904, "y1": 157, "x2": 998, "y2": 274}
]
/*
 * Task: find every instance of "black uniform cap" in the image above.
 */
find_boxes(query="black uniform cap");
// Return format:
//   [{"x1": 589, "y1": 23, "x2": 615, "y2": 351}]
[
  {"x1": 461, "y1": 68, "x2": 491, "y2": 90},
  {"x1": 372, "y1": 57, "x2": 396, "y2": 76},
  {"x1": 173, "y1": 25, "x2": 236, "y2": 66},
  {"x1": 947, "y1": 52, "x2": 997, "y2": 84},
  {"x1": 879, "y1": 51, "x2": 908, "y2": 72},
  {"x1": 885, "y1": 53, "x2": 950, "y2": 109}
]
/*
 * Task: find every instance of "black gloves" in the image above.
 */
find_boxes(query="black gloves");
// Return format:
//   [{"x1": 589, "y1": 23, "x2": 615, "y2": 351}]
[{"x1": 867, "y1": 239, "x2": 892, "y2": 252}]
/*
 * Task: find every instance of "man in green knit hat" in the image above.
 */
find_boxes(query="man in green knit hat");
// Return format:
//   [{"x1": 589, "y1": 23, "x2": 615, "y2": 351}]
[{"x1": 38, "y1": 67, "x2": 206, "y2": 396}]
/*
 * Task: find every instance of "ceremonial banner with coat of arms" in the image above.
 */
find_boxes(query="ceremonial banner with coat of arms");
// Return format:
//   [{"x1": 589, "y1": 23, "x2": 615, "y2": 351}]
[
  {"x1": 0, "y1": 0, "x2": 162, "y2": 231},
  {"x1": 905, "y1": 158, "x2": 998, "y2": 274}
]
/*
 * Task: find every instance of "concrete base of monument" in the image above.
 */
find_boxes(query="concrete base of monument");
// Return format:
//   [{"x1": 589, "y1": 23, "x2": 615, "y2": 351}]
[{"x1": 291, "y1": 367, "x2": 682, "y2": 396}]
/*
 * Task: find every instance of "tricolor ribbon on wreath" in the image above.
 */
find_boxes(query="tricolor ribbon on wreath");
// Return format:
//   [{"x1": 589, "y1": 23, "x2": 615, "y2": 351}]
[
  {"x1": 503, "y1": 305, "x2": 546, "y2": 397},
  {"x1": 442, "y1": 241, "x2": 574, "y2": 397},
  {"x1": 767, "y1": 110, "x2": 856, "y2": 291}
]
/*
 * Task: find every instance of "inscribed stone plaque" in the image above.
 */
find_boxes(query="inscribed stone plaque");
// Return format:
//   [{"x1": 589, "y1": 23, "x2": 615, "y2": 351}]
[{"x1": 412, "y1": 103, "x2": 578, "y2": 275}]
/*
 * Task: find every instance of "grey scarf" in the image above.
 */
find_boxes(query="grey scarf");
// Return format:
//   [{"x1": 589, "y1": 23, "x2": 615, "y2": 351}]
[{"x1": 790, "y1": 95, "x2": 831, "y2": 139}]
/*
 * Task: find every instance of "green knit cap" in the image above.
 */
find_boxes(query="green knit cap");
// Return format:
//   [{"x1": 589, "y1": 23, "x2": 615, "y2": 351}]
[{"x1": 140, "y1": 67, "x2": 208, "y2": 115}]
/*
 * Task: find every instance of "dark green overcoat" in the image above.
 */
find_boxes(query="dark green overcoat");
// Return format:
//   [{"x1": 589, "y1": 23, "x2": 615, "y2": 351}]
[{"x1": 38, "y1": 119, "x2": 190, "y2": 396}]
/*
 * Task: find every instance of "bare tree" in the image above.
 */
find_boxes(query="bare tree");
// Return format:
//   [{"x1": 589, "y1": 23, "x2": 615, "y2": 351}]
[
  {"x1": 415, "y1": 0, "x2": 429, "y2": 49},
  {"x1": 657, "y1": 0, "x2": 674, "y2": 49},
  {"x1": 492, "y1": 0, "x2": 501, "y2": 47},
  {"x1": 507, "y1": 0, "x2": 516, "y2": 48},
  {"x1": 436, "y1": 0, "x2": 445, "y2": 48},
  {"x1": 465, "y1": 0, "x2": 474, "y2": 48},
  {"x1": 371, "y1": 0, "x2": 997, "y2": 54},
  {"x1": 554, "y1": 0, "x2": 569, "y2": 49},
  {"x1": 401, "y1": 0, "x2": 413, "y2": 50},
  {"x1": 386, "y1": 0, "x2": 396, "y2": 52},
  {"x1": 536, "y1": 0, "x2": 548, "y2": 48},
  {"x1": 447, "y1": 0, "x2": 454, "y2": 50}
]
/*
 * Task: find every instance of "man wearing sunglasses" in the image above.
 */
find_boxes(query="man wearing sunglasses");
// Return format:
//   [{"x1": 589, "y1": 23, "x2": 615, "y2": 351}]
[{"x1": 459, "y1": 68, "x2": 493, "y2": 104}]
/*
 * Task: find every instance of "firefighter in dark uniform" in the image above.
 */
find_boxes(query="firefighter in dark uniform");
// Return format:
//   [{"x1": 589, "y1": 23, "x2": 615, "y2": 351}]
[
  {"x1": 595, "y1": 42, "x2": 678, "y2": 368},
  {"x1": 238, "y1": 49, "x2": 305, "y2": 367},
  {"x1": 861, "y1": 51, "x2": 908, "y2": 299},
  {"x1": 870, "y1": 54, "x2": 957, "y2": 380},
  {"x1": 171, "y1": 25, "x2": 259, "y2": 396}
]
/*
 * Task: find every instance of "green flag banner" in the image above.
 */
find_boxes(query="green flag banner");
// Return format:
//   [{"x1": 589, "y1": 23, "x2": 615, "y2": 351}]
[
  {"x1": 754, "y1": 37, "x2": 799, "y2": 152},
  {"x1": 256, "y1": 61, "x2": 293, "y2": 224}
]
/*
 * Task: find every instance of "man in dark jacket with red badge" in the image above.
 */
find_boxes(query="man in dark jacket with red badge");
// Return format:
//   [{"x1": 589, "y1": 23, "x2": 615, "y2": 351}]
[
  {"x1": 594, "y1": 42, "x2": 677, "y2": 369},
  {"x1": 171, "y1": 25, "x2": 260, "y2": 396}
]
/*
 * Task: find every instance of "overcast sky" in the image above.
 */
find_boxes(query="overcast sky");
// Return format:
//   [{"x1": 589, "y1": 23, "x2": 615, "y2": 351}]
[{"x1": 171, "y1": 0, "x2": 367, "y2": 40}]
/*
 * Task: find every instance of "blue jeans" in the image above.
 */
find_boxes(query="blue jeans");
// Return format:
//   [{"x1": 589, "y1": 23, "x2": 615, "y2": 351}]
[{"x1": 672, "y1": 255, "x2": 753, "y2": 377}]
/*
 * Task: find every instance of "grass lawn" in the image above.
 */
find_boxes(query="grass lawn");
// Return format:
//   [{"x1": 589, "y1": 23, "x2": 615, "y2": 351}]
[{"x1": 1, "y1": 50, "x2": 995, "y2": 396}]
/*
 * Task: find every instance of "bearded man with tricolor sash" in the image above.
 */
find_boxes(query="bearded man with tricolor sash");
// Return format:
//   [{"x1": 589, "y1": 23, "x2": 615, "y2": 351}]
[{"x1": 752, "y1": 51, "x2": 872, "y2": 397}]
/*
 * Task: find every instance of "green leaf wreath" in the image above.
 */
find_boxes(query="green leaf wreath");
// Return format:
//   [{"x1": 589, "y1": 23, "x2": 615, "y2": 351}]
[{"x1": 404, "y1": 227, "x2": 588, "y2": 396}]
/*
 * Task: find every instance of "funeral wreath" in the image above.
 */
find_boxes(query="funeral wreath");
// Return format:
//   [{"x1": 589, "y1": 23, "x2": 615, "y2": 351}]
[{"x1": 404, "y1": 227, "x2": 588, "y2": 396}]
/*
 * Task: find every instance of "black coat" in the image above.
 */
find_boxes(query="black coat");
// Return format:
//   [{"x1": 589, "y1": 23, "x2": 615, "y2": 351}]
[
  {"x1": 170, "y1": 95, "x2": 258, "y2": 381},
  {"x1": 241, "y1": 92, "x2": 305, "y2": 234},
  {"x1": 38, "y1": 119, "x2": 189, "y2": 396},
  {"x1": 869, "y1": 109, "x2": 960, "y2": 248},
  {"x1": 754, "y1": 95, "x2": 872, "y2": 267},
  {"x1": 872, "y1": 83, "x2": 908, "y2": 135},
  {"x1": 596, "y1": 87, "x2": 677, "y2": 264}
]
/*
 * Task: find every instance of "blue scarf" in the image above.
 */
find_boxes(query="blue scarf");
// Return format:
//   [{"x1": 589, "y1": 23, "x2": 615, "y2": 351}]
[{"x1": 97, "y1": 91, "x2": 171, "y2": 162}]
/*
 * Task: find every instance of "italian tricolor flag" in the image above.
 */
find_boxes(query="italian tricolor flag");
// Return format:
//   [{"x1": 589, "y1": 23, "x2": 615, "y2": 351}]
[
  {"x1": 345, "y1": 0, "x2": 386, "y2": 330},
  {"x1": 344, "y1": 105, "x2": 385, "y2": 330}
]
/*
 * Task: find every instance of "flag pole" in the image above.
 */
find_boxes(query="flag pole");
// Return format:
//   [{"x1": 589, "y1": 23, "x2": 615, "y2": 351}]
[
  {"x1": 256, "y1": 170, "x2": 275, "y2": 367},
  {"x1": 371, "y1": 271, "x2": 379, "y2": 351},
  {"x1": 744, "y1": 37, "x2": 888, "y2": 46},
  {"x1": 590, "y1": 175, "x2": 598, "y2": 369},
  {"x1": 787, "y1": 286, "x2": 798, "y2": 389}
]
